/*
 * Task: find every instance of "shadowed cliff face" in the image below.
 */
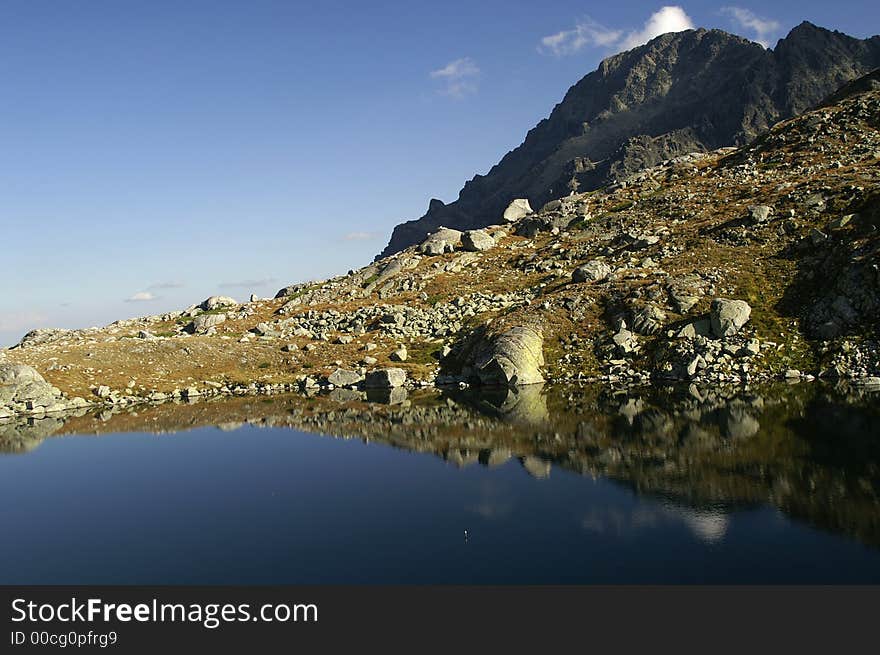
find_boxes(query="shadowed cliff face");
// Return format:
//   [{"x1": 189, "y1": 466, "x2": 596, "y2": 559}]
[
  {"x1": 3, "y1": 382, "x2": 878, "y2": 549},
  {"x1": 380, "y1": 23, "x2": 880, "y2": 257}
]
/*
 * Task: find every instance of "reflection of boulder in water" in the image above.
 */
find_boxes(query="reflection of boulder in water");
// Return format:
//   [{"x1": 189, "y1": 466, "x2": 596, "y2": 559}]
[
  {"x1": 634, "y1": 409, "x2": 676, "y2": 439},
  {"x1": 719, "y1": 406, "x2": 760, "y2": 440},
  {"x1": 365, "y1": 387, "x2": 408, "y2": 405},
  {"x1": 521, "y1": 455, "x2": 551, "y2": 479},
  {"x1": 328, "y1": 388, "x2": 366, "y2": 404},
  {"x1": 671, "y1": 506, "x2": 731, "y2": 544},
  {"x1": 216, "y1": 422, "x2": 244, "y2": 432},
  {"x1": 479, "y1": 448, "x2": 513, "y2": 468},
  {"x1": 618, "y1": 398, "x2": 645, "y2": 425},
  {"x1": 474, "y1": 384, "x2": 549, "y2": 424},
  {"x1": 446, "y1": 448, "x2": 480, "y2": 468},
  {"x1": 0, "y1": 416, "x2": 65, "y2": 454}
]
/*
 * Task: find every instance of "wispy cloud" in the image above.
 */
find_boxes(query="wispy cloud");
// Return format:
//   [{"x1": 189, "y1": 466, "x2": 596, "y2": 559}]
[
  {"x1": 429, "y1": 57, "x2": 480, "y2": 97},
  {"x1": 721, "y1": 6, "x2": 780, "y2": 47},
  {"x1": 148, "y1": 281, "x2": 185, "y2": 290},
  {"x1": 539, "y1": 6, "x2": 694, "y2": 57},
  {"x1": 538, "y1": 18, "x2": 623, "y2": 56},
  {"x1": 218, "y1": 278, "x2": 277, "y2": 289},
  {"x1": 126, "y1": 291, "x2": 158, "y2": 302},
  {"x1": 0, "y1": 310, "x2": 48, "y2": 333},
  {"x1": 342, "y1": 231, "x2": 380, "y2": 241}
]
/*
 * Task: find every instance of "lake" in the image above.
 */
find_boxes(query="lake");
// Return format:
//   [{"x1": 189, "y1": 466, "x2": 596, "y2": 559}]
[{"x1": 1, "y1": 382, "x2": 879, "y2": 584}]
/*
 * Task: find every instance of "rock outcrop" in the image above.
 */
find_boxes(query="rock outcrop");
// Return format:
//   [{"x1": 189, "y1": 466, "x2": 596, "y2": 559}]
[{"x1": 469, "y1": 327, "x2": 545, "y2": 386}]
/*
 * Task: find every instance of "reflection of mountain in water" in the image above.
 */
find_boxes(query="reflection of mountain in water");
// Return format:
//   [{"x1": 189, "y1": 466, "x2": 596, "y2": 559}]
[{"x1": 1, "y1": 382, "x2": 878, "y2": 547}]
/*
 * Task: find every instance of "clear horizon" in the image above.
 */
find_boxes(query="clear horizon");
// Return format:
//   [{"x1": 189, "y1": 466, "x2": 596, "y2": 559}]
[{"x1": 2, "y1": 1, "x2": 878, "y2": 346}]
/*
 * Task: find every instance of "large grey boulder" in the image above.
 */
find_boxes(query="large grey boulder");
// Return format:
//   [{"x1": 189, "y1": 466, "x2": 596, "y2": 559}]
[
  {"x1": 0, "y1": 363, "x2": 64, "y2": 413},
  {"x1": 327, "y1": 368, "x2": 364, "y2": 387},
  {"x1": 572, "y1": 261, "x2": 612, "y2": 283},
  {"x1": 472, "y1": 326, "x2": 545, "y2": 386},
  {"x1": 710, "y1": 299, "x2": 752, "y2": 338},
  {"x1": 502, "y1": 199, "x2": 533, "y2": 222},
  {"x1": 418, "y1": 228, "x2": 462, "y2": 255},
  {"x1": 461, "y1": 230, "x2": 495, "y2": 252},
  {"x1": 189, "y1": 313, "x2": 226, "y2": 333},
  {"x1": 200, "y1": 296, "x2": 238, "y2": 311},
  {"x1": 364, "y1": 368, "x2": 408, "y2": 388}
]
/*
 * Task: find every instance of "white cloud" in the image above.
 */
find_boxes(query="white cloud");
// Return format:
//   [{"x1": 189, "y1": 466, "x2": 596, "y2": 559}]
[
  {"x1": 126, "y1": 291, "x2": 158, "y2": 302},
  {"x1": 618, "y1": 6, "x2": 695, "y2": 50},
  {"x1": 721, "y1": 6, "x2": 780, "y2": 47},
  {"x1": 0, "y1": 310, "x2": 48, "y2": 333},
  {"x1": 539, "y1": 6, "x2": 694, "y2": 57},
  {"x1": 429, "y1": 57, "x2": 480, "y2": 97},
  {"x1": 149, "y1": 281, "x2": 185, "y2": 290},
  {"x1": 219, "y1": 278, "x2": 277, "y2": 289},
  {"x1": 538, "y1": 18, "x2": 623, "y2": 56},
  {"x1": 342, "y1": 231, "x2": 380, "y2": 241}
]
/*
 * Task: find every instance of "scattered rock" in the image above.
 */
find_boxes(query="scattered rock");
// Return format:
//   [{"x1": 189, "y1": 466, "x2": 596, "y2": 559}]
[{"x1": 572, "y1": 261, "x2": 612, "y2": 283}]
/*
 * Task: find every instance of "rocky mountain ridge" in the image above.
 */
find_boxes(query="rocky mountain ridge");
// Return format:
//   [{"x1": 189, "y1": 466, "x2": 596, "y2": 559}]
[
  {"x1": 2, "y1": 69, "x2": 880, "y2": 421},
  {"x1": 380, "y1": 22, "x2": 880, "y2": 256}
]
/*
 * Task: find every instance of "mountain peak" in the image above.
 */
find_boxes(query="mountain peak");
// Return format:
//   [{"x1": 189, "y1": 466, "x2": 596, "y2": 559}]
[{"x1": 379, "y1": 23, "x2": 880, "y2": 257}]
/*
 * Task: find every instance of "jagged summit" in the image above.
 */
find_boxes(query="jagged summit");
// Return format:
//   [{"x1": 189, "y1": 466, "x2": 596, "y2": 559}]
[{"x1": 379, "y1": 24, "x2": 880, "y2": 257}]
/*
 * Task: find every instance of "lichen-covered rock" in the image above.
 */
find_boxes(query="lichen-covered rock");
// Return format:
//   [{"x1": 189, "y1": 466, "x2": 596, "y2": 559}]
[
  {"x1": 472, "y1": 326, "x2": 545, "y2": 386},
  {"x1": 710, "y1": 299, "x2": 752, "y2": 337}
]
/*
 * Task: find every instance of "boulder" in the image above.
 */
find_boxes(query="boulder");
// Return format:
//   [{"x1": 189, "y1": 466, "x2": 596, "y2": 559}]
[
  {"x1": 390, "y1": 347, "x2": 408, "y2": 362},
  {"x1": 710, "y1": 299, "x2": 751, "y2": 338},
  {"x1": 327, "y1": 368, "x2": 364, "y2": 387},
  {"x1": 747, "y1": 205, "x2": 773, "y2": 223},
  {"x1": 0, "y1": 363, "x2": 64, "y2": 413},
  {"x1": 461, "y1": 230, "x2": 495, "y2": 252},
  {"x1": 189, "y1": 313, "x2": 226, "y2": 333},
  {"x1": 472, "y1": 326, "x2": 545, "y2": 386},
  {"x1": 200, "y1": 296, "x2": 238, "y2": 311},
  {"x1": 364, "y1": 368, "x2": 408, "y2": 388},
  {"x1": 418, "y1": 228, "x2": 462, "y2": 255},
  {"x1": 676, "y1": 318, "x2": 712, "y2": 339},
  {"x1": 502, "y1": 199, "x2": 533, "y2": 222},
  {"x1": 572, "y1": 261, "x2": 612, "y2": 283},
  {"x1": 630, "y1": 305, "x2": 667, "y2": 336}
]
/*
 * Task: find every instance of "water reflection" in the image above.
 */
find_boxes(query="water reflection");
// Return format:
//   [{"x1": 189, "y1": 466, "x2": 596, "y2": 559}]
[{"x1": 1, "y1": 381, "x2": 878, "y2": 549}]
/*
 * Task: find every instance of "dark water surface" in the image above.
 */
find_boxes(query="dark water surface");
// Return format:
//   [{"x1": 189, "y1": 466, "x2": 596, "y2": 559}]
[{"x1": 1, "y1": 382, "x2": 879, "y2": 583}]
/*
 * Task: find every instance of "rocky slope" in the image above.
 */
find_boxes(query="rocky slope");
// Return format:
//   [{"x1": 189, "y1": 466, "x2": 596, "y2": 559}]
[
  {"x1": 381, "y1": 23, "x2": 880, "y2": 256},
  {"x1": 2, "y1": 71, "x2": 880, "y2": 420}
]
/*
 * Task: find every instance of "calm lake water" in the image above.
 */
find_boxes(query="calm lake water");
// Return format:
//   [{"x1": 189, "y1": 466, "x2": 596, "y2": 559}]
[{"x1": 1, "y1": 382, "x2": 879, "y2": 584}]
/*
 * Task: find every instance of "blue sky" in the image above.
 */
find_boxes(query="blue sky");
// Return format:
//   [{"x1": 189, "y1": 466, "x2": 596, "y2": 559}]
[{"x1": 1, "y1": 1, "x2": 878, "y2": 345}]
